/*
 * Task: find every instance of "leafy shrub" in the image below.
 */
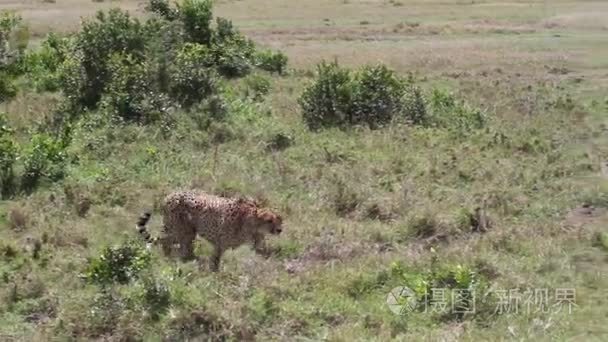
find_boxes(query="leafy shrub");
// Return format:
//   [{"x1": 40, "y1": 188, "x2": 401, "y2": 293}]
[
  {"x1": 21, "y1": 133, "x2": 69, "y2": 192},
  {"x1": 401, "y1": 83, "x2": 427, "y2": 125},
  {"x1": 255, "y1": 49, "x2": 288, "y2": 75},
  {"x1": 144, "y1": 18, "x2": 186, "y2": 94},
  {"x1": 350, "y1": 64, "x2": 406, "y2": 128},
  {"x1": 21, "y1": 33, "x2": 71, "y2": 92},
  {"x1": 70, "y1": 9, "x2": 146, "y2": 109},
  {"x1": 146, "y1": 0, "x2": 179, "y2": 21},
  {"x1": 179, "y1": 0, "x2": 214, "y2": 45},
  {"x1": 300, "y1": 61, "x2": 429, "y2": 129},
  {"x1": 101, "y1": 53, "x2": 169, "y2": 122},
  {"x1": 139, "y1": 278, "x2": 171, "y2": 320},
  {"x1": 395, "y1": 261, "x2": 489, "y2": 320},
  {"x1": 428, "y1": 88, "x2": 485, "y2": 132},
  {"x1": 0, "y1": 113, "x2": 16, "y2": 197},
  {"x1": 299, "y1": 61, "x2": 353, "y2": 130},
  {"x1": 0, "y1": 72, "x2": 16, "y2": 102},
  {"x1": 169, "y1": 43, "x2": 219, "y2": 108},
  {"x1": 0, "y1": 11, "x2": 28, "y2": 73},
  {"x1": 243, "y1": 73, "x2": 271, "y2": 101},
  {"x1": 212, "y1": 34, "x2": 255, "y2": 78},
  {"x1": 83, "y1": 241, "x2": 151, "y2": 285}
]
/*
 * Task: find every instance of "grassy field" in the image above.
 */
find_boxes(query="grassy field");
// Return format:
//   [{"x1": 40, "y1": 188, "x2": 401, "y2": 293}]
[{"x1": 1, "y1": 0, "x2": 607, "y2": 340}]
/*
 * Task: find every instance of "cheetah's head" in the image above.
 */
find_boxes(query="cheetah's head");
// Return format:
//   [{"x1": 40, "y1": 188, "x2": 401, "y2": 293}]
[{"x1": 253, "y1": 209, "x2": 283, "y2": 235}]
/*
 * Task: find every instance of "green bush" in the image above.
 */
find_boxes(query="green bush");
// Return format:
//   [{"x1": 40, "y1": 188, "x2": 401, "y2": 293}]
[
  {"x1": 0, "y1": 113, "x2": 16, "y2": 197},
  {"x1": 428, "y1": 88, "x2": 485, "y2": 133},
  {"x1": 350, "y1": 64, "x2": 406, "y2": 128},
  {"x1": 169, "y1": 43, "x2": 219, "y2": 108},
  {"x1": 70, "y1": 9, "x2": 146, "y2": 109},
  {"x1": 243, "y1": 73, "x2": 271, "y2": 101},
  {"x1": 179, "y1": 0, "x2": 214, "y2": 45},
  {"x1": 21, "y1": 133, "x2": 69, "y2": 192},
  {"x1": 255, "y1": 49, "x2": 288, "y2": 75},
  {"x1": 299, "y1": 61, "x2": 353, "y2": 130},
  {"x1": 0, "y1": 11, "x2": 28, "y2": 73},
  {"x1": 146, "y1": 0, "x2": 178, "y2": 21},
  {"x1": 139, "y1": 278, "x2": 171, "y2": 320},
  {"x1": 83, "y1": 241, "x2": 151, "y2": 285},
  {"x1": 300, "y1": 62, "x2": 427, "y2": 129},
  {"x1": 212, "y1": 33, "x2": 255, "y2": 78},
  {"x1": 0, "y1": 71, "x2": 16, "y2": 102},
  {"x1": 101, "y1": 53, "x2": 169, "y2": 122},
  {"x1": 21, "y1": 33, "x2": 71, "y2": 92}
]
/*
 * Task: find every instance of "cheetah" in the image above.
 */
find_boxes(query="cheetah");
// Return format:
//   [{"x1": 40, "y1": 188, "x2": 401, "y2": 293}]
[{"x1": 136, "y1": 191, "x2": 283, "y2": 272}]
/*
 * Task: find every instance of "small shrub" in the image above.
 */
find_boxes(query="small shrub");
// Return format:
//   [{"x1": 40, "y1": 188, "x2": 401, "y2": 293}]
[
  {"x1": 396, "y1": 262, "x2": 490, "y2": 320},
  {"x1": 265, "y1": 132, "x2": 294, "y2": 152},
  {"x1": 20, "y1": 33, "x2": 71, "y2": 92},
  {"x1": 401, "y1": 84, "x2": 427, "y2": 124},
  {"x1": 146, "y1": 0, "x2": 178, "y2": 21},
  {"x1": 169, "y1": 43, "x2": 219, "y2": 108},
  {"x1": 139, "y1": 278, "x2": 171, "y2": 320},
  {"x1": 299, "y1": 61, "x2": 426, "y2": 129},
  {"x1": 247, "y1": 290, "x2": 278, "y2": 324},
  {"x1": 408, "y1": 212, "x2": 440, "y2": 239},
  {"x1": 428, "y1": 88, "x2": 485, "y2": 132},
  {"x1": 21, "y1": 133, "x2": 69, "y2": 192},
  {"x1": 70, "y1": 9, "x2": 146, "y2": 109},
  {"x1": 212, "y1": 33, "x2": 255, "y2": 78},
  {"x1": 0, "y1": 11, "x2": 27, "y2": 72},
  {"x1": 0, "y1": 114, "x2": 16, "y2": 196},
  {"x1": 179, "y1": 0, "x2": 214, "y2": 45},
  {"x1": 255, "y1": 49, "x2": 288, "y2": 75},
  {"x1": 0, "y1": 72, "x2": 16, "y2": 102},
  {"x1": 299, "y1": 61, "x2": 352, "y2": 130},
  {"x1": 350, "y1": 64, "x2": 406, "y2": 128},
  {"x1": 332, "y1": 179, "x2": 360, "y2": 217},
  {"x1": 243, "y1": 73, "x2": 271, "y2": 101},
  {"x1": 83, "y1": 241, "x2": 151, "y2": 285},
  {"x1": 101, "y1": 53, "x2": 169, "y2": 122}
]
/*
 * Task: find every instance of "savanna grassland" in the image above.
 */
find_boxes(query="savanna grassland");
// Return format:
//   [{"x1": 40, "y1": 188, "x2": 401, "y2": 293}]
[{"x1": 0, "y1": 0, "x2": 607, "y2": 340}]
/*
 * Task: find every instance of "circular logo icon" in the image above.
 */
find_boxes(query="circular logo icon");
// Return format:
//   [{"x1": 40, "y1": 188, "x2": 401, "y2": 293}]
[{"x1": 386, "y1": 286, "x2": 417, "y2": 315}]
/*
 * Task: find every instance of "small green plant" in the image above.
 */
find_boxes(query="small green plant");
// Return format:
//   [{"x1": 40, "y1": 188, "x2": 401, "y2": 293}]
[
  {"x1": 299, "y1": 61, "x2": 427, "y2": 129},
  {"x1": 179, "y1": 0, "x2": 214, "y2": 45},
  {"x1": 243, "y1": 73, "x2": 271, "y2": 101},
  {"x1": 69, "y1": 8, "x2": 146, "y2": 109},
  {"x1": 350, "y1": 64, "x2": 406, "y2": 128},
  {"x1": 83, "y1": 241, "x2": 151, "y2": 285},
  {"x1": 169, "y1": 43, "x2": 219, "y2": 108},
  {"x1": 139, "y1": 278, "x2": 171, "y2": 320},
  {"x1": 255, "y1": 49, "x2": 288, "y2": 75},
  {"x1": 21, "y1": 133, "x2": 69, "y2": 192},
  {"x1": 146, "y1": 0, "x2": 179, "y2": 20},
  {"x1": 20, "y1": 33, "x2": 71, "y2": 92},
  {"x1": 428, "y1": 88, "x2": 485, "y2": 133},
  {"x1": 0, "y1": 114, "x2": 16, "y2": 197},
  {"x1": 0, "y1": 11, "x2": 28, "y2": 73},
  {"x1": 299, "y1": 61, "x2": 353, "y2": 130},
  {"x1": 0, "y1": 72, "x2": 16, "y2": 102},
  {"x1": 247, "y1": 290, "x2": 278, "y2": 324},
  {"x1": 101, "y1": 53, "x2": 169, "y2": 122}
]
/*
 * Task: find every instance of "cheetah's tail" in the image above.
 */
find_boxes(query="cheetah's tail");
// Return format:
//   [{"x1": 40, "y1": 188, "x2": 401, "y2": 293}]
[{"x1": 136, "y1": 211, "x2": 156, "y2": 247}]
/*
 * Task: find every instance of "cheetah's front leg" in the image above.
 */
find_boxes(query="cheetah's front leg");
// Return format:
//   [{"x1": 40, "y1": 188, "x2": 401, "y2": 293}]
[
  {"x1": 176, "y1": 229, "x2": 196, "y2": 261},
  {"x1": 210, "y1": 246, "x2": 224, "y2": 272},
  {"x1": 253, "y1": 235, "x2": 271, "y2": 258}
]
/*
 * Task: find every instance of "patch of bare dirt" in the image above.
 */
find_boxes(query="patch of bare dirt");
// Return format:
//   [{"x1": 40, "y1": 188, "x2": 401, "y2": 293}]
[
  {"x1": 283, "y1": 233, "x2": 393, "y2": 274},
  {"x1": 564, "y1": 204, "x2": 607, "y2": 229}
]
